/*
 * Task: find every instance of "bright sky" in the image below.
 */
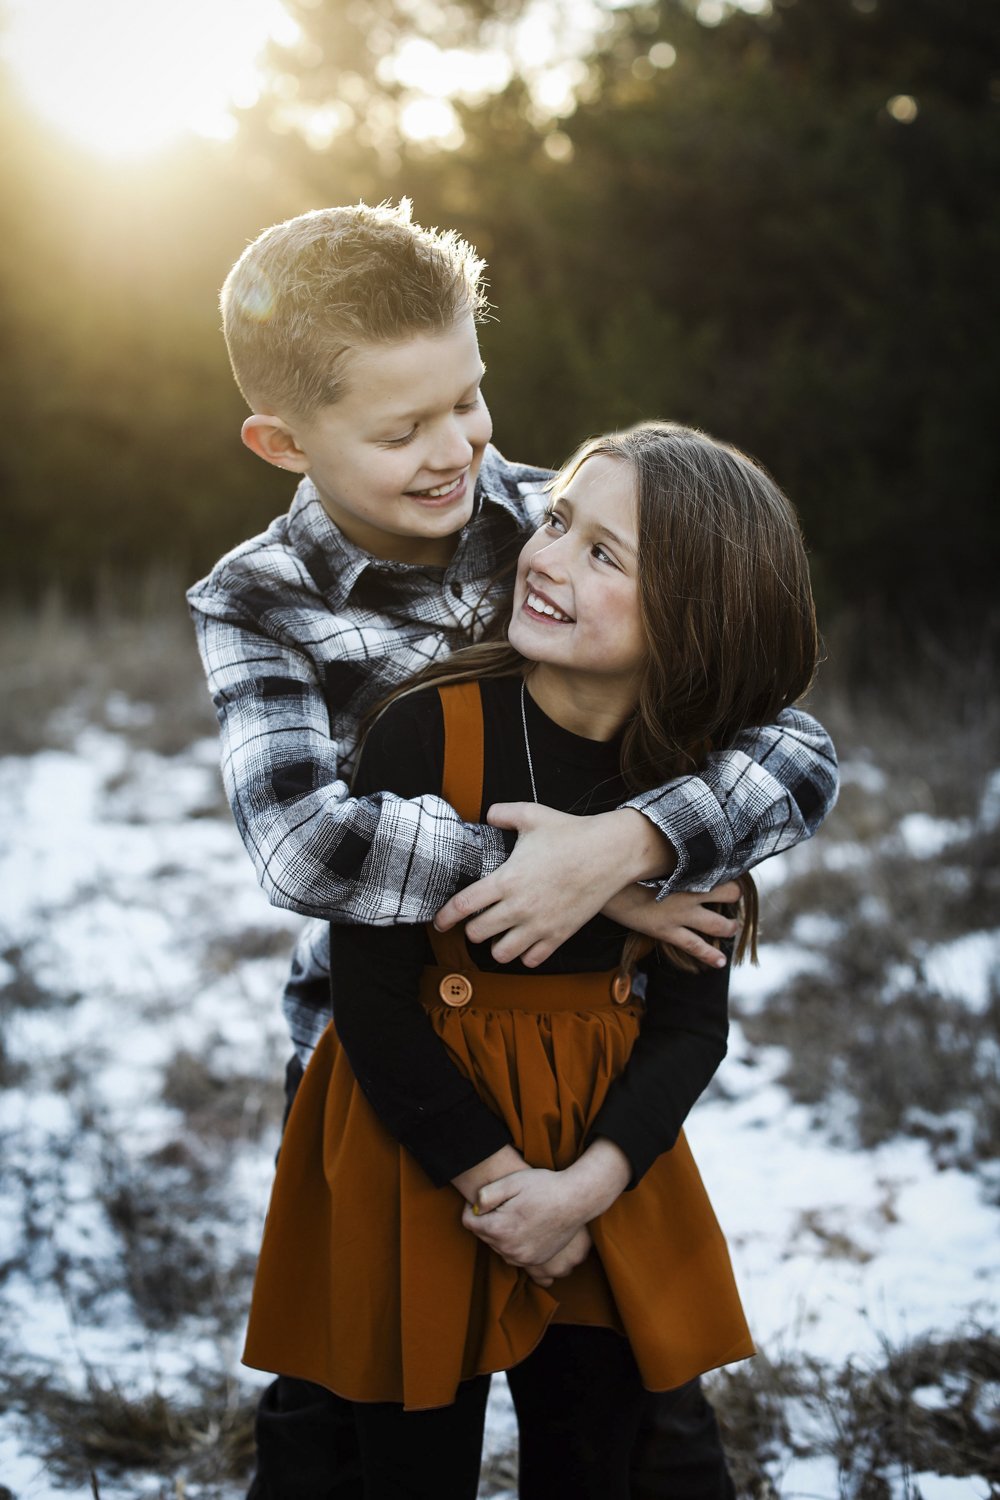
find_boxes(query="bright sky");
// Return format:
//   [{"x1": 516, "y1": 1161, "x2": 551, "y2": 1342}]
[{"x1": 1, "y1": 0, "x2": 300, "y2": 158}]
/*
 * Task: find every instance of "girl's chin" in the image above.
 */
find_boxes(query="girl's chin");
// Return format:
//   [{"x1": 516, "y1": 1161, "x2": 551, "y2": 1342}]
[{"x1": 507, "y1": 618, "x2": 550, "y2": 661}]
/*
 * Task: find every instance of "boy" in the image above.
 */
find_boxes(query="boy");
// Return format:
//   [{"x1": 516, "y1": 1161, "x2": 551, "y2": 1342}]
[{"x1": 188, "y1": 201, "x2": 838, "y2": 1497}]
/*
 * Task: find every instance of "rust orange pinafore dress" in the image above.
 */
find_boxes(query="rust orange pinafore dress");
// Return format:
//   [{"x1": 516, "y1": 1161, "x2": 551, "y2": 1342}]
[{"x1": 243, "y1": 682, "x2": 753, "y2": 1410}]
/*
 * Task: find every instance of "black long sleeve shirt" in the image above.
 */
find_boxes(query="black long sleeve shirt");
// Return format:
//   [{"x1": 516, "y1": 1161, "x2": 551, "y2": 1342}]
[{"x1": 330, "y1": 676, "x2": 731, "y2": 1188}]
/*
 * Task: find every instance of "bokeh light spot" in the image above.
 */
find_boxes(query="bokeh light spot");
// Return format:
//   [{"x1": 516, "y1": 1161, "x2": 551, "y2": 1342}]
[
  {"x1": 542, "y1": 131, "x2": 574, "y2": 163},
  {"x1": 887, "y1": 94, "x2": 919, "y2": 124},
  {"x1": 649, "y1": 43, "x2": 678, "y2": 69},
  {"x1": 399, "y1": 97, "x2": 465, "y2": 149},
  {"x1": 696, "y1": 0, "x2": 726, "y2": 27}
]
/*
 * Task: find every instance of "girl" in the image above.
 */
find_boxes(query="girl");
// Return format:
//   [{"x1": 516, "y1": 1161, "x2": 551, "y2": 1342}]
[{"x1": 243, "y1": 421, "x2": 819, "y2": 1498}]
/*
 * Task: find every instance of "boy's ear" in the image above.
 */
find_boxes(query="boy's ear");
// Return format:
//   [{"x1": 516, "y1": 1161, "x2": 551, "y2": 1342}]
[{"x1": 241, "y1": 415, "x2": 310, "y2": 473}]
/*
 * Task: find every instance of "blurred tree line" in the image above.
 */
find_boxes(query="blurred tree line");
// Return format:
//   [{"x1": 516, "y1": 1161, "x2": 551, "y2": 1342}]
[{"x1": 0, "y1": 0, "x2": 997, "y2": 623}]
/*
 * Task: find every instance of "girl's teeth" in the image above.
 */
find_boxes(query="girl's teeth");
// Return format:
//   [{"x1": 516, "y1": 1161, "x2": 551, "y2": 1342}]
[{"x1": 527, "y1": 592, "x2": 569, "y2": 621}]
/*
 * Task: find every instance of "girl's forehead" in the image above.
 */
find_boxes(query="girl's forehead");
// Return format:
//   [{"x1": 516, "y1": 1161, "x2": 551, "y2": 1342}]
[{"x1": 560, "y1": 454, "x2": 636, "y2": 514}]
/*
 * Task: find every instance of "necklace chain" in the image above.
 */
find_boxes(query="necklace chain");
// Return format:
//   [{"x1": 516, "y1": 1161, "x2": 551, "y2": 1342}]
[{"x1": 520, "y1": 679, "x2": 539, "y2": 804}]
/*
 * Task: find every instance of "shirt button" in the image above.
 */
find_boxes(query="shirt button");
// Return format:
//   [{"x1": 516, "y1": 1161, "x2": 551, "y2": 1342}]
[
  {"x1": 611, "y1": 972, "x2": 632, "y2": 1005},
  {"x1": 439, "y1": 973, "x2": 474, "y2": 1007},
  {"x1": 451, "y1": 581, "x2": 463, "y2": 598}
]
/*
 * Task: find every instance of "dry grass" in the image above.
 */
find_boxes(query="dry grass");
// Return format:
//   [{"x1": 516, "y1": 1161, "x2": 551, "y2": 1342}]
[
  {"x1": 0, "y1": 573, "x2": 215, "y2": 757},
  {"x1": 710, "y1": 1329, "x2": 1000, "y2": 1497},
  {"x1": 736, "y1": 614, "x2": 1000, "y2": 1164},
  {"x1": 2, "y1": 1365, "x2": 256, "y2": 1489},
  {"x1": 740, "y1": 962, "x2": 1000, "y2": 1161},
  {"x1": 810, "y1": 611, "x2": 1000, "y2": 827}
]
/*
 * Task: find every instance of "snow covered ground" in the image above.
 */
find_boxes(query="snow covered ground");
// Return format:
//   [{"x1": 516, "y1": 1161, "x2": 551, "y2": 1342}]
[{"x1": 0, "y1": 695, "x2": 996, "y2": 1497}]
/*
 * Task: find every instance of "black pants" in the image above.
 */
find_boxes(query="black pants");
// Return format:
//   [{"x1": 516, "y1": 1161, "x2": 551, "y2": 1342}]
[
  {"x1": 248, "y1": 1059, "x2": 735, "y2": 1500},
  {"x1": 353, "y1": 1324, "x2": 646, "y2": 1500}
]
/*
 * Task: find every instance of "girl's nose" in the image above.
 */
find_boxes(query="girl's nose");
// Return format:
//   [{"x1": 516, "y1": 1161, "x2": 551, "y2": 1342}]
[{"x1": 530, "y1": 534, "x2": 570, "y2": 582}]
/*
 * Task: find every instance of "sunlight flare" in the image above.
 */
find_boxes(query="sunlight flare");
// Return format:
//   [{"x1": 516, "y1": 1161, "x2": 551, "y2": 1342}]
[{"x1": 1, "y1": 0, "x2": 299, "y2": 157}]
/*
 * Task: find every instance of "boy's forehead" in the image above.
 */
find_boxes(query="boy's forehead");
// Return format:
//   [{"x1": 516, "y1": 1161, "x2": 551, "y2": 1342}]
[{"x1": 339, "y1": 317, "x2": 485, "y2": 415}]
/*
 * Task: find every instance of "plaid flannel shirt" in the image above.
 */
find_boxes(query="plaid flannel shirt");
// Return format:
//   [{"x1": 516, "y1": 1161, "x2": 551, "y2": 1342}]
[{"x1": 188, "y1": 444, "x2": 839, "y2": 1062}]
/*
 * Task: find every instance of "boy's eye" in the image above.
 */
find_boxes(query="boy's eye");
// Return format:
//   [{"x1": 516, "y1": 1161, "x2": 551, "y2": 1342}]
[
  {"x1": 455, "y1": 395, "x2": 481, "y2": 412},
  {"x1": 381, "y1": 428, "x2": 417, "y2": 447}
]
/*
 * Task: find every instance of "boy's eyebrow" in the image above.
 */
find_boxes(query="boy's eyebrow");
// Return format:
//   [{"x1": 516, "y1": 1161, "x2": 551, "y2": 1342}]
[
  {"x1": 554, "y1": 496, "x2": 638, "y2": 558},
  {"x1": 378, "y1": 364, "x2": 486, "y2": 424}
]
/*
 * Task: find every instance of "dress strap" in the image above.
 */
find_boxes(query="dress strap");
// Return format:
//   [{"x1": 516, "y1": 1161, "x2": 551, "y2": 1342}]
[
  {"x1": 427, "y1": 678, "x2": 643, "y2": 1006},
  {"x1": 430, "y1": 682, "x2": 487, "y2": 974},
  {"x1": 439, "y1": 681, "x2": 485, "y2": 822}
]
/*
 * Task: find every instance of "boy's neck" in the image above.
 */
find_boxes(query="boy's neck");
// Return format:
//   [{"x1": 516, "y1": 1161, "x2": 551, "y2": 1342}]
[{"x1": 524, "y1": 666, "x2": 637, "y2": 743}]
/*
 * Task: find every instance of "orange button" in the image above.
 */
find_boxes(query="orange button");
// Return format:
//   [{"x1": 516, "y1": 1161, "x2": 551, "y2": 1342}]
[
  {"x1": 439, "y1": 973, "x2": 474, "y2": 1007},
  {"x1": 611, "y1": 972, "x2": 632, "y2": 1005}
]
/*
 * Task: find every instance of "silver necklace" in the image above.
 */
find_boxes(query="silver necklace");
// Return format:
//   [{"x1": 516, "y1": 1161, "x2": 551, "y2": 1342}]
[{"x1": 520, "y1": 679, "x2": 539, "y2": 803}]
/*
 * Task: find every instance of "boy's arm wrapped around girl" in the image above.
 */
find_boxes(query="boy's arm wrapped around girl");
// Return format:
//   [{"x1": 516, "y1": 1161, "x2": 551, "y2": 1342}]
[{"x1": 190, "y1": 552, "x2": 837, "y2": 941}]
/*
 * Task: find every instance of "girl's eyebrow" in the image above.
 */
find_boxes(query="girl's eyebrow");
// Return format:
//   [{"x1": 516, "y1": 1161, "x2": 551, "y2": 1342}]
[
  {"x1": 556, "y1": 496, "x2": 637, "y2": 559},
  {"x1": 593, "y1": 522, "x2": 637, "y2": 558}
]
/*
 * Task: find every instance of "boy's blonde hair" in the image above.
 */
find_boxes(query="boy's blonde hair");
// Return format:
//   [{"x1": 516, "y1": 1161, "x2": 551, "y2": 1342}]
[{"x1": 221, "y1": 200, "x2": 490, "y2": 419}]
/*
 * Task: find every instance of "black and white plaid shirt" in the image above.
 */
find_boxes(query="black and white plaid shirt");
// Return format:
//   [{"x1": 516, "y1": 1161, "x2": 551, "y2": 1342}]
[{"x1": 188, "y1": 445, "x2": 839, "y2": 1062}]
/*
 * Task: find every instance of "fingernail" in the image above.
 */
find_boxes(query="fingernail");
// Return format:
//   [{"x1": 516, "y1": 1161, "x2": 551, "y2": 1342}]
[{"x1": 472, "y1": 1203, "x2": 480, "y2": 1216}]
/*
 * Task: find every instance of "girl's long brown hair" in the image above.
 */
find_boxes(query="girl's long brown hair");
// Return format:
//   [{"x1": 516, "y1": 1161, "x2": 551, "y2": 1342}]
[{"x1": 369, "y1": 422, "x2": 820, "y2": 968}]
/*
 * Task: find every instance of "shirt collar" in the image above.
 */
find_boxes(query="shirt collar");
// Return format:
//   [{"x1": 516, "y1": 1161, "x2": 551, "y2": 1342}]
[
  {"x1": 286, "y1": 479, "x2": 371, "y2": 609},
  {"x1": 284, "y1": 450, "x2": 532, "y2": 611}
]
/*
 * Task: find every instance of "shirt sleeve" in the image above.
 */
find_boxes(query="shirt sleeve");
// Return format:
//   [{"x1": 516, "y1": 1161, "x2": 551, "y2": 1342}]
[
  {"x1": 587, "y1": 951, "x2": 731, "y2": 1187},
  {"x1": 329, "y1": 691, "x2": 513, "y2": 1186},
  {"x1": 627, "y1": 707, "x2": 839, "y2": 894},
  {"x1": 188, "y1": 591, "x2": 508, "y2": 924}
]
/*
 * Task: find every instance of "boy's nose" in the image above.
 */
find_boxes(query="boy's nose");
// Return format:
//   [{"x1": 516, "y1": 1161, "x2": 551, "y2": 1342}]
[{"x1": 428, "y1": 417, "x2": 475, "y2": 472}]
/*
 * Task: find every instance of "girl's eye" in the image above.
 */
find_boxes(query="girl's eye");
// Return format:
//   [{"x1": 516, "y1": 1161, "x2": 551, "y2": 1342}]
[{"x1": 542, "y1": 509, "x2": 567, "y2": 533}]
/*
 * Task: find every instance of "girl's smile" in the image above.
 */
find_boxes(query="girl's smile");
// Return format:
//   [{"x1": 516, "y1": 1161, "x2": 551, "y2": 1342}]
[{"x1": 523, "y1": 585, "x2": 574, "y2": 623}]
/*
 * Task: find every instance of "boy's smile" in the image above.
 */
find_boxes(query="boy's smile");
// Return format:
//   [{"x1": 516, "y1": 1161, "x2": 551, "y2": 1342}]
[{"x1": 253, "y1": 314, "x2": 492, "y2": 567}]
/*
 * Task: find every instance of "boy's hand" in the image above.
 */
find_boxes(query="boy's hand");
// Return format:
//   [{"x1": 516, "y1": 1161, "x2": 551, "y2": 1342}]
[
  {"x1": 602, "y1": 882, "x2": 740, "y2": 969},
  {"x1": 434, "y1": 805, "x2": 675, "y2": 966}
]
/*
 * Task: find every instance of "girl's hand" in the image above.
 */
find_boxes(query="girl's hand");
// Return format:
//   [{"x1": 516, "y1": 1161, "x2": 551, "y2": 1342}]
[
  {"x1": 525, "y1": 1227, "x2": 593, "y2": 1288},
  {"x1": 451, "y1": 1145, "x2": 525, "y2": 1207},
  {"x1": 462, "y1": 1166, "x2": 582, "y2": 1267},
  {"x1": 602, "y1": 882, "x2": 740, "y2": 969}
]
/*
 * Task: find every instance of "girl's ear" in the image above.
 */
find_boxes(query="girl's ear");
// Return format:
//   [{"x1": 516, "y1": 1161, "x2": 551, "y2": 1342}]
[{"x1": 241, "y1": 414, "x2": 310, "y2": 473}]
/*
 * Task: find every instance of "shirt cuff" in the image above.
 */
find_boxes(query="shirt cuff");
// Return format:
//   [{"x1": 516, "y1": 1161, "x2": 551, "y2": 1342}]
[
  {"x1": 480, "y1": 823, "x2": 511, "y2": 876},
  {"x1": 625, "y1": 787, "x2": 731, "y2": 895}
]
